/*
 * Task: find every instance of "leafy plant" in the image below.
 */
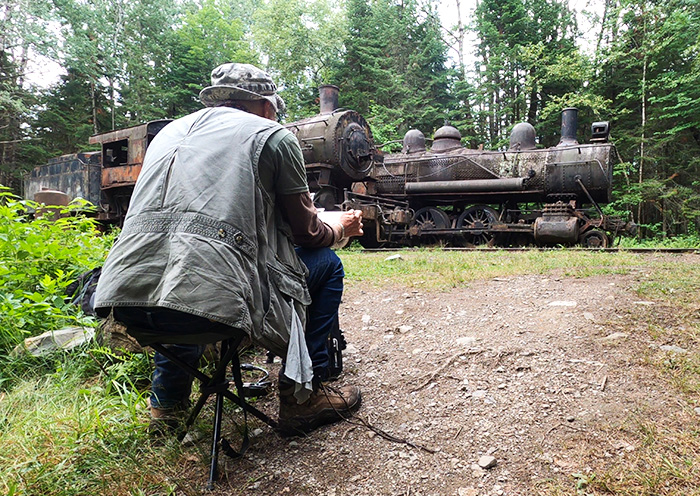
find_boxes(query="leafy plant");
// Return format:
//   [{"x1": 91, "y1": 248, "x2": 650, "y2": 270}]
[{"x1": 0, "y1": 187, "x2": 113, "y2": 353}]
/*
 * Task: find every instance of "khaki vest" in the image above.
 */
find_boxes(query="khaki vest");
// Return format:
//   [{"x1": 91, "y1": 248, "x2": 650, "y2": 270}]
[{"x1": 95, "y1": 107, "x2": 310, "y2": 356}]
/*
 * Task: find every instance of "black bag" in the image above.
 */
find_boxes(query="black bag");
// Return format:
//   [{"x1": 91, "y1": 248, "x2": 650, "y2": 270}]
[
  {"x1": 266, "y1": 314, "x2": 347, "y2": 381},
  {"x1": 326, "y1": 316, "x2": 347, "y2": 381},
  {"x1": 65, "y1": 267, "x2": 102, "y2": 316}
]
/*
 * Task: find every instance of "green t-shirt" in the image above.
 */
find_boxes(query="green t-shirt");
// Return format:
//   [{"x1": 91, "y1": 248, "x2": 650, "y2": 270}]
[{"x1": 258, "y1": 128, "x2": 309, "y2": 197}]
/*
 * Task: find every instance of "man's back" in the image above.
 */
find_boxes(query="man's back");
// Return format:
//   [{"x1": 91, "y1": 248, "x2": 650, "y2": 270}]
[
  {"x1": 128, "y1": 107, "x2": 278, "y2": 224},
  {"x1": 95, "y1": 106, "x2": 303, "y2": 349}
]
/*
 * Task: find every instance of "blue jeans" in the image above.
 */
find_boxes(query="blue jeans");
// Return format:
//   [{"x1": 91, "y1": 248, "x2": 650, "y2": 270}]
[
  {"x1": 114, "y1": 247, "x2": 344, "y2": 409},
  {"x1": 295, "y1": 246, "x2": 344, "y2": 381}
]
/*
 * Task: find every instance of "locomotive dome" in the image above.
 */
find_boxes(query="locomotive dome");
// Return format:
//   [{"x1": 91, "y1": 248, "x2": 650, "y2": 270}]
[
  {"x1": 402, "y1": 129, "x2": 426, "y2": 154},
  {"x1": 509, "y1": 122, "x2": 537, "y2": 151},
  {"x1": 431, "y1": 124, "x2": 462, "y2": 153}
]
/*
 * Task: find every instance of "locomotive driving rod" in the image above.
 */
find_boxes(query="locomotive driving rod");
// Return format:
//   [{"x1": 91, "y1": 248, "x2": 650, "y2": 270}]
[{"x1": 404, "y1": 177, "x2": 526, "y2": 194}]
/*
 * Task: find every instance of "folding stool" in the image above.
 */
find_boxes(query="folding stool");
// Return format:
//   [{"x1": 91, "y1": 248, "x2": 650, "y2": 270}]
[{"x1": 126, "y1": 326, "x2": 278, "y2": 490}]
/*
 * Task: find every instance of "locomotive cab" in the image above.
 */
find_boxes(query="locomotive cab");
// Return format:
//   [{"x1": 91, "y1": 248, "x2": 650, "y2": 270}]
[{"x1": 89, "y1": 120, "x2": 172, "y2": 225}]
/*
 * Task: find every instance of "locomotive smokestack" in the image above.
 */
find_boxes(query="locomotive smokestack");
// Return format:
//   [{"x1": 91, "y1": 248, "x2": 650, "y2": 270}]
[
  {"x1": 319, "y1": 84, "x2": 340, "y2": 114},
  {"x1": 558, "y1": 107, "x2": 579, "y2": 146}
]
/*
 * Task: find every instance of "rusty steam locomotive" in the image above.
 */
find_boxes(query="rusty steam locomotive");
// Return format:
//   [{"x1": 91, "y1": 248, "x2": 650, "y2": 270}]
[
  {"x1": 346, "y1": 107, "x2": 636, "y2": 248},
  {"x1": 24, "y1": 85, "x2": 634, "y2": 248},
  {"x1": 288, "y1": 85, "x2": 635, "y2": 248}
]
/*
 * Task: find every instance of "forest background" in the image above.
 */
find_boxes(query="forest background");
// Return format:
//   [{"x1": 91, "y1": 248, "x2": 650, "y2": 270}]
[{"x1": 1, "y1": 0, "x2": 699, "y2": 241}]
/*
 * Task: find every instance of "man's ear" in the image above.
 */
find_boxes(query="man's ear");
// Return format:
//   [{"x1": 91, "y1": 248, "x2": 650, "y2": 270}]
[{"x1": 263, "y1": 100, "x2": 277, "y2": 121}]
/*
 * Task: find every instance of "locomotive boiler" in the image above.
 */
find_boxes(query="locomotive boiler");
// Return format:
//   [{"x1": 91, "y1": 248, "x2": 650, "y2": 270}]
[
  {"x1": 284, "y1": 85, "x2": 377, "y2": 211},
  {"x1": 344, "y1": 108, "x2": 636, "y2": 248}
]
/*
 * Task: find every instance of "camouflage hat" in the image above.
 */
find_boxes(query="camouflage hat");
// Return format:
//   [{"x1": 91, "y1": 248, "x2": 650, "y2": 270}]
[{"x1": 199, "y1": 63, "x2": 286, "y2": 113}]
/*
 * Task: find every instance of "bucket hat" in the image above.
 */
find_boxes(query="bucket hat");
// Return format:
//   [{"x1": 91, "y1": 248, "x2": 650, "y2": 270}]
[{"x1": 199, "y1": 63, "x2": 286, "y2": 113}]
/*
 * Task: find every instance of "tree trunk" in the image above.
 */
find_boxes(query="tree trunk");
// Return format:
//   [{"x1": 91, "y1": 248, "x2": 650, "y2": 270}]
[
  {"x1": 595, "y1": 0, "x2": 611, "y2": 68},
  {"x1": 455, "y1": 0, "x2": 466, "y2": 80},
  {"x1": 527, "y1": 66, "x2": 538, "y2": 124},
  {"x1": 91, "y1": 80, "x2": 98, "y2": 136},
  {"x1": 637, "y1": 48, "x2": 647, "y2": 228}
]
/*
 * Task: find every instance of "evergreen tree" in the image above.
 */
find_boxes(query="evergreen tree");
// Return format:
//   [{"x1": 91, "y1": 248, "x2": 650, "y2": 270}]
[
  {"x1": 252, "y1": 0, "x2": 344, "y2": 119},
  {"x1": 333, "y1": 0, "x2": 455, "y2": 145},
  {"x1": 32, "y1": 68, "x2": 106, "y2": 157},
  {"x1": 158, "y1": 0, "x2": 258, "y2": 119},
  {"x1": 595, "y1": 0, "x2": 700, "y2": 237},
  {"x1": 471, "y1": 0, "x2": 579, "y2": 148},
  {"x1": 117, "y1": 0, "x2": 181, "y2": 124},
  {"x1": 0, "y1": 0, "x2": 56, "y2": 190},
  {"x1": 53, "y1": 0, "x2": 126, "y2": 133}
]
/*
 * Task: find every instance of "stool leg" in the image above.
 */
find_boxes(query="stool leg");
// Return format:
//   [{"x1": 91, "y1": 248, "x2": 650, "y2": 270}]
[{"x1": 206, "y1": 391, "x2": 226, "y2": 490}]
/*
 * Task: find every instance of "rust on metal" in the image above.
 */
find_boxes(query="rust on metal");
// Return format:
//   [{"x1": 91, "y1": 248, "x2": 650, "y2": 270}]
[{"x1": 101, "y1": 165, "x2": 143, "y2": 189}]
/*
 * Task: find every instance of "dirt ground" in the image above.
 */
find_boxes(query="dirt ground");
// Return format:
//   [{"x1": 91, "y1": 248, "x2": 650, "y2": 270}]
[{"x1": 183, "y1": 254, "x2": 697, "y2": 495}]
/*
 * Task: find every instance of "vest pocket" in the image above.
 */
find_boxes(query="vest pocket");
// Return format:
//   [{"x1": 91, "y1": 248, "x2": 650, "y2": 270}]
[
  {"x1": 267, "y1": 259, "x2": 311, "y2": 305},
  {"x1": 257, "y1": 258, "x2": 311, "y2": 357}
]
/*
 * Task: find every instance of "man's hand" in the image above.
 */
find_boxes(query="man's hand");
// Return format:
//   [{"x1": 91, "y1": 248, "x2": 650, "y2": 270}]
[{"x1": 339, "y1": 209, "x2": 363, "y2": 238}]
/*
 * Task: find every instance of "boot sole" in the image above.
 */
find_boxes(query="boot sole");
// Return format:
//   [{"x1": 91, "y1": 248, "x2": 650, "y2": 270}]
[{"x1": 278, "y1": 392, "x2": 362, "y2": 437}]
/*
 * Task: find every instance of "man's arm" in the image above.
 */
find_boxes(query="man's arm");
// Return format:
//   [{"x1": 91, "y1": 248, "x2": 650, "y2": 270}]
[
  {"x1": 281, "y1": 192, "x2": 336, "y2": 247},
  {"x1": 264, "y1": 129, "x2": 363, "y2": 247}
]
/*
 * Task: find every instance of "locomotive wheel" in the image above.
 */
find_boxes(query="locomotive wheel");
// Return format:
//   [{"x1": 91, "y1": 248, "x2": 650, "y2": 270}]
[
  {"x1": 411, "y1": 207, "x2": 451, "y2": 245},
  {"x1": 579, "y1": 229, "x2": 610, "y2": 248},
  {"x1": 357, "y1": 220, "x2": 384, "y2": 249},
  {"x1": 457, "y1": 205, "x2": 499, "y2": 246}
]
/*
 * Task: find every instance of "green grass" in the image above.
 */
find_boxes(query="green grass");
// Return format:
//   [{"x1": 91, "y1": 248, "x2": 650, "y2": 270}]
[
  {"x1": 0, "y1": 348, "x2": 190, "y2": 496},
  {"x1": 341, "y1": 248, "x2": 646, "y2": 290}
]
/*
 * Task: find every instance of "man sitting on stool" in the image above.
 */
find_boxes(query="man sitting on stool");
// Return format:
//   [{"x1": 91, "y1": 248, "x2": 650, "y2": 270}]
[{"x1": 94, "y1": 62, "x2": 363, "y2": 434}]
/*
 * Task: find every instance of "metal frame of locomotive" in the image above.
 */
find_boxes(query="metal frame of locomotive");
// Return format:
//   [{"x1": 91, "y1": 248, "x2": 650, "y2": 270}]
[
  {"x1": 315, "y1": 106, "x2": 637, "y2": 248},
  {"x1": 89, "y1": 120, "x2": 172, "y2": 225}
]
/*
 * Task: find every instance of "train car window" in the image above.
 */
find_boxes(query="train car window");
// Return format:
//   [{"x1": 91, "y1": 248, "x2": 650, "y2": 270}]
[{"x1": 103, "y1": 140, "x2": 128, "y2": 167}]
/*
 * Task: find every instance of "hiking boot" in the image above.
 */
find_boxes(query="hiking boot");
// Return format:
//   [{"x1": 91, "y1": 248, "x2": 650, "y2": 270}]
[
  {"x1": 278, "y1": 381, "x2": 361, "y2": 436},
  {"x1": 147, "y1": 398, "x2": 188, "y2": 436}
]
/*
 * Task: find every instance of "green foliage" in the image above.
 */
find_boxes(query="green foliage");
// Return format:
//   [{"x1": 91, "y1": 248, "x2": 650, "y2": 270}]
[
  {"x1": 5, "y1": 0, "x2": 700, "y2": 240},
  {"x1": 253, "y1": 0, "x2": 344, "y2": 119},
  {"x1": 0, "y1": 0, "x2": 59, "y2": 189},
  {"x1": 0, "y1": 350, "x2": 183, "y2": 496},
  {"x1": 160, "y1": 0, "x2": 259, "y2": 118},
  {"x1": 332, "y1": 0, "x2": 455, "y2": 136},
  {"x1": 0, "y1": 187, "x2": 112, "y2": 353},
  {"x1": 594, "y1": 0, "x2": 700, "y2": 238},
  {"x1": 367, "y1": 104, "x2": 405, "y2": 153},
  {"x1": 471, "y1": 0, "x2": 580, "y2": 147},
  {"x1": 117, "y1": 0, "x2": 183, "y2": 124},
  {"x1": 32, "y1": 68, "x2": 102, "y2": 158}
]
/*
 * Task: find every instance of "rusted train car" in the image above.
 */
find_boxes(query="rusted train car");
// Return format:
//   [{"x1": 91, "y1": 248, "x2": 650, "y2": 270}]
[{"x1": 23, "y1": 120, "x2": 172, "y2": 225}]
